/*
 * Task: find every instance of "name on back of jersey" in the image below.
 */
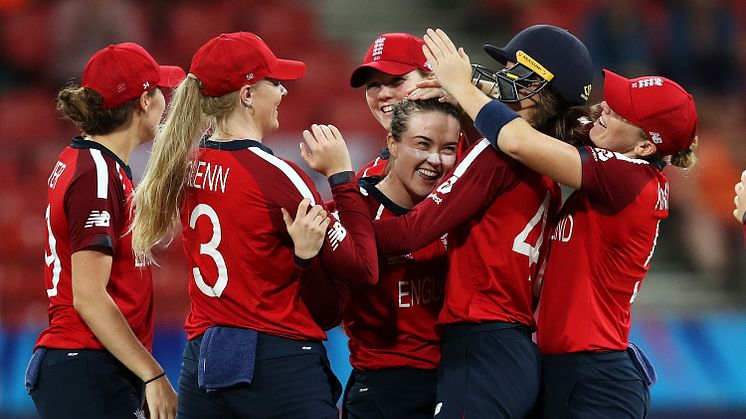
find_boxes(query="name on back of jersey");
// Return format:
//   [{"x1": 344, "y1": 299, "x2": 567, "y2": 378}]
[{"x1": 187, "y1": 160, "x2": 230, "y2": 193}]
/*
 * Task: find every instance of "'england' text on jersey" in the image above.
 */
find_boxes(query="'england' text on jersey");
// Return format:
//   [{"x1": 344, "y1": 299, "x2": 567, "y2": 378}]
[
  {"x1": 187, "y1": 161, "x2": 230, "y2": 193},
  {"x1": 397, "y1": 276, "x2": 443, "y2": 308}
]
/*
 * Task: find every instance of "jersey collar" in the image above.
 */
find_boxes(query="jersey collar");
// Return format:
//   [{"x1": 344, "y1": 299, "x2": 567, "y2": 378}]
[
  {"x1": 199, "y1": 138, "x2": 274, "y2": 155},
  {"x1": 359, "y1": 178, "x2": 410, "y2": 216},
  {"x1": 70, "y1": 136, "x2": 132, "y2": 179}
]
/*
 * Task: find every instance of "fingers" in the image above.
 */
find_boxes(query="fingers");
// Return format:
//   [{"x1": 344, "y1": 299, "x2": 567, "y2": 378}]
[
  {"x1": 434, "y1": 28, "x2": 458, "y2": 54},
  {"x1": 281, "y1": 207, "x2": 293, "y2": 230},
  {"x1": 295, "y1": 198, "x2": 311, "y2": 220},
  {"x1": 422, "y1": 43, "x2": 437, "y2": 67},
  {"x1": 328, "y1": 124, "x2": 344, "y2": 143}
]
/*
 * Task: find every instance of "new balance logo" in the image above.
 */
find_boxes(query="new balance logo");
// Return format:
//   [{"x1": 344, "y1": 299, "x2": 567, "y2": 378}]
[
  {"x1": 48, "y1": 161, "x2": 67, "y2": 189},
  {"x1": 327, "y1": 219, "x2": 347, "y2": 251},
  {"x1": 85, "y1": 210, "x2": 110, "y2": 228}
]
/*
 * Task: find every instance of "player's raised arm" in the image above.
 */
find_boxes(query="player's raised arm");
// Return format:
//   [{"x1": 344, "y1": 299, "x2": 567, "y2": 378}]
[
  {"x1": 300, "y1": 124, "x2": 379, "y2": 285},
  {"x1": 422, "y1": 28, "x2": 583, "y2": 189}
]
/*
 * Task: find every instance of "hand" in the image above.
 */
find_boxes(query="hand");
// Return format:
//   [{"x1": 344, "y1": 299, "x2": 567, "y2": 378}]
[
  {"x1": 282, "y1": 198, "x2": 331, "y2": 260},
  {"x1": 407, "y1": 78, "x2": 459, "y2": 106},
  {"x1": 422, "y1": 28, "x2": 473, "y2": 98},
  {"x1": 144, "y1": 375, "x2": 177, "y2": 419},
  {"x1": 734, "y1": 169, "x2": 746, "y2": 223},
  {"x1": 300, "y1": 124, "x2": 352, "y2": 177}
]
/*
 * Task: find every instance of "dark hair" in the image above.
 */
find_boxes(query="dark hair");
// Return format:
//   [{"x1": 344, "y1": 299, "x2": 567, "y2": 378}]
[
  {"x1": 531, "y1": 87, "x2": 592, "y2": 146},
  {"x1": 389, "y1": 98, "x2": 461, "y2": 141},
  {"x1": 56, "y1": 83, "x2": 153, "y2": 135}
]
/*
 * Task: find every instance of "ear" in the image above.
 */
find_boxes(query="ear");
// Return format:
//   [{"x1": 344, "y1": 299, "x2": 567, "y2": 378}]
[
  {"x1": 386, "y1": 133, "x2": 398, "y2": 158},
  {"x1": 138, "y1": 90, "x2": 152, "y2": 113},
  {"x1": 634, "y1": 139, "x2": 658, "y2": 158}
]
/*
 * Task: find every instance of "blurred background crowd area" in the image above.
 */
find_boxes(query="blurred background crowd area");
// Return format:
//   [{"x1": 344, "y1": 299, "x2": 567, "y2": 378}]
[{"x1": 0, "y1": 0, "x2": 745, "y2": 417}]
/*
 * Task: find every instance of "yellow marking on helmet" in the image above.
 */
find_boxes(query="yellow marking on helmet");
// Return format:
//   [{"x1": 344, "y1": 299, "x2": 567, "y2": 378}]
[
  {"x1": 506, "y1": 73, "x2": 519, "y2": 80},
  {"x1": 516, "y1": 50, "x2": 554, "y2": 81}
]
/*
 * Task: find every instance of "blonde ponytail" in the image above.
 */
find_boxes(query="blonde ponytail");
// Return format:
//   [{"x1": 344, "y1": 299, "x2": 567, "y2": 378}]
[
  {"x1": 668, "y1": 136, "x2": 698, "y2": 170},
  {"x1": 131, "y1": 75, "x2": 207, "y2": 260}
]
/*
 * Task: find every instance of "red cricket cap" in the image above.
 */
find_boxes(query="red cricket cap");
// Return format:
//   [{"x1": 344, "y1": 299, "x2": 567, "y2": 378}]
[
  {"x1": 190, "y1": 32, "x2": 306, "y2": 97},
  {"x1": 349, "y1": 33, "x2": 431, "y2": 88},
  {"x1": 82, "y1": 43, "x2": 185, "y2": 109},
  {"x1": 603, "y1": 69, "x2": 698, "y2": 156}
]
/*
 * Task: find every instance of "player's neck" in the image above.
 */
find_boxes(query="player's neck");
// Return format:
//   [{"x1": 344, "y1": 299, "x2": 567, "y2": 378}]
[
  {"x1": 377, "y1": 173, "x2": 415, "y2": 209},
  {"x1": 212, "y1": 113, "x2": 263, "y2": 141},
  {"x1": 87, "y1": 130, "x2": 139, "y2": 165}
]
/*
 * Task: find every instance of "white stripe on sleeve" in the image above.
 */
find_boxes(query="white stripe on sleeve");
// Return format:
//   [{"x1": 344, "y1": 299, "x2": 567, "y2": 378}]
[
  {"x1": 89, "y1": 149, "x2": 108, "y2": 199},
  {"x1": 248, "y1": 148, "x2": 316, "y2": 205}
]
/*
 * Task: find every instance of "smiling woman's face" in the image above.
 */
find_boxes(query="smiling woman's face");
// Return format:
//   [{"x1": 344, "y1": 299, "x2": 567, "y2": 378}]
[{"x1": 364, "y1": 69, "x2": 429, "y2": 130}]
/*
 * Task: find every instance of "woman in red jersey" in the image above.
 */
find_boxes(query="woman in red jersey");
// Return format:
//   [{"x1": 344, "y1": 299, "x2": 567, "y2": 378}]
[
  {"x1": 340, "y1": 98, "x2": 460, "y2": 419},
  {"x1": 131, "y1": 32, "x2": 378, "y2": 419},
  {"x1": 424, "y1": 28, "x2": 698, "y2": 419},
  {"x1": 27, "y1": 43, "x2": 183, "y2": 419},
  {"x1": 363, "y1": 25, "x2": 594, "y2": 419}
]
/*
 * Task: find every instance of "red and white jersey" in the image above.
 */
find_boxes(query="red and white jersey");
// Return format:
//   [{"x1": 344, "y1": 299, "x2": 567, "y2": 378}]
[
  {"x1": 537, "y1": 147, "x2": 669, "y2": 354},
  {"x1": 357, "y1": 148, "x2": 390, "y2": 179},
  {"x1": 182, "y1": 139, "x2": 377, "y2": 341},
  {"x1": 342, "y1": 178, "x2": 446, "y2": 371},
  {"x1": 36, "y1": 137, "x2": 153, "y2": 350},
  {"x1": 374, "y1": 139, "x2": 561, "y2": 329}
]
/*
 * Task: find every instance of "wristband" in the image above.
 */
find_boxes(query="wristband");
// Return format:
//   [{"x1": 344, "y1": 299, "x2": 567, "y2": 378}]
[
  {"x1": 328, "y1": 171, "x2": 355, "y2": 188},
  {"x1": 144, "y1": 372, "x2": 165, "y2": 385},
  {"x1": 474, "y1": 99, "x2": 520, "y2": 150}
]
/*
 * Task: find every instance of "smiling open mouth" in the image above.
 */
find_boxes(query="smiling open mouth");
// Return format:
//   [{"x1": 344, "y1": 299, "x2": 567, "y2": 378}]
[
  {"x1": 417, "y1": 168, "x2": 439, "y2": 180},
  {"x1": 381, "y1": 105, "x2": 394, "y2": 113}
]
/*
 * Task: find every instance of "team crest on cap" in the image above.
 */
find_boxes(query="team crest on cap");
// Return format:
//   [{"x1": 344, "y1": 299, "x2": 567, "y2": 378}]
[
  {"x1": 372, "y1": 37, "x2": 386, "y2": 61},
  {"x1": 649, "y1": 132, "x2": 663, "y2": 144},
  {"x1": 424, "y1": 61, "x2": 433, "y2": 70},
  {"x1": 581, "y1": 84, "x2": 592, "y2": 100},
  {"x1": 632, "y1": 78, "x2": 663, "y2": 89},
  {"x1": 246, "y1": 73, "x2": 254, "y2": 81}
]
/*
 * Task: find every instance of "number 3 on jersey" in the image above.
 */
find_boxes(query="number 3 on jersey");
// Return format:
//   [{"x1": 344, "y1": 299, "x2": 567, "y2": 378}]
[
  {"x1": 512, "y1": 192, "x2": 550, "y2": 274},
  {"x1": 190, "y1": 204, "x2": 228, "y2": 297}
]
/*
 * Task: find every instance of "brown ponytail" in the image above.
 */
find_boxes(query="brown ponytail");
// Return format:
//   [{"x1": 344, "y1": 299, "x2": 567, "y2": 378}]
[
  {"x1": 56, "y1": 83, "x2": 140, "y2": 135},
  {"x1": 668, "y1": 136, "x2": 698, "y2": 169}
]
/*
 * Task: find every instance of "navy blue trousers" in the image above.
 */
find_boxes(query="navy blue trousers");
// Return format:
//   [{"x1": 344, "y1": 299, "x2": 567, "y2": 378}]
[
  {"x1": 540, "y1": 350, "x2": 649, "y2": 419},
  {"x1": 30, "y1": 349, "x2": 145, "y2": 419},
  {"x1": 343, "y1": 367, "x2": 437, "y2": 419},
  {"x1": 434, "y1": 322, "x2": 541, "y2": 419},
  {"x1": 177, "y1": 333, "x2": 342, "y2": 419}
]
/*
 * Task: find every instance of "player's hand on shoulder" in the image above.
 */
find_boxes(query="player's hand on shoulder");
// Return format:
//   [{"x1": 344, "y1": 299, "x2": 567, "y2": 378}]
[
  {"x1": 283, "y1": 198, "x2": 331, "y2": 260},
  {"x1": 300, "y1": 124, "x2": 352, "y2": 177},
  {"x1": 144, "y1": 374, "x2": 177, "y2": 419}
]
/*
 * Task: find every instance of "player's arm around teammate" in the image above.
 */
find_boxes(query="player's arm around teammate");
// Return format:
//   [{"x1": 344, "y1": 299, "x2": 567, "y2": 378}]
[
  {"x1": 424, "y1": 28, "x2": 698, "y2": 419},
  {"x1": 29, "y1": 44, "x2": 183, "y2": 419},
  {"x1": 735, "y1": 170, "x2": 746, "y2": 245}
]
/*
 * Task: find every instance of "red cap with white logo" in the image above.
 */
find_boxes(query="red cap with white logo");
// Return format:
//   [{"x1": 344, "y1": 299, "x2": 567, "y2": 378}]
[
  {"x1": 82, "y1": 43, "x2": 185, "y2": 109},
  {"x1": 190, "y1": 32, "x2": 306, "y2": 97},
  {"x1": 603, "y1": 69, "x2": 698, "y2": 156},
  {"x1": 350, "y1": 33, "x2": 431, "y2": 88}
]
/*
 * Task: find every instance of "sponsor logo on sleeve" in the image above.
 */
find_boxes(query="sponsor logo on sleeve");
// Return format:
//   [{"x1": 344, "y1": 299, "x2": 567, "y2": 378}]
[
  {"x1": 47, "y1": 161, "x2": 67, "y2": 189},
  {"x1": 84, "y1": 210, "x2": 110, "y2": 228},
  {"x1": 327, "y1": 211, "x2": 347, "y2": 251}
]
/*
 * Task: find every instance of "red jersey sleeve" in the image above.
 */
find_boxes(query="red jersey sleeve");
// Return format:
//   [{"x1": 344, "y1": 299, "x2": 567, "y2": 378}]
[
  {"x1": 260, "y1": 161, "x2": 378, "y2": 287},
  {"x1": 374, "y1": 139, "x2": 517, "y2": 254},
  {"x1": 579, "y1": 147, "x2": 660, "y2": 214},
  {"x1": 65, "y1": 165, "x2": 123, "y2": 254},
  {"x1": 295, "y1": 256, "x2": 342, "y2": 330}
]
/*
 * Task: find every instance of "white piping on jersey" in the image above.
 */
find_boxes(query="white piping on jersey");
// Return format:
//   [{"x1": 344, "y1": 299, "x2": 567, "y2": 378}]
[
  {"x1": 248, "y1": 148, "x2": 316, "y2": 205},
  {"x1": 644, "y1": 220, "x2": 661, "y2": 267},
  {"x1": 454, "y1": 139, "x2": 490, "y2": 177},
  {"x1": 89, "y1": 149, "x2": 108, "y2": 199},
  {"x1": 591, "y1": 148, "x2": 649, "y2": 165},
  {"x1": 362, "y1": 157, "x2": 381, "y2": 178},
  {"x1": 374, "y1": 203, "x2": 385, "y2": 220}
]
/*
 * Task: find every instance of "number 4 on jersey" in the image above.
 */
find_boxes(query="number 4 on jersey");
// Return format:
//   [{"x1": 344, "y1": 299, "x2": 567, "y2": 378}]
[{"x1": 512, "y1": 192, "x2": 550, "y2": 277}]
